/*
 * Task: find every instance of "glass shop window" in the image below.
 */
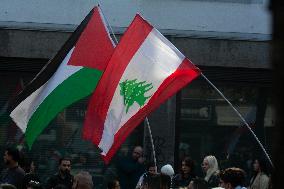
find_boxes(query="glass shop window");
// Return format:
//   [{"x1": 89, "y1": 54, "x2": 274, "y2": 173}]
[{"x1": 177, "y1": 78, "x2": 274, "y2": 178}]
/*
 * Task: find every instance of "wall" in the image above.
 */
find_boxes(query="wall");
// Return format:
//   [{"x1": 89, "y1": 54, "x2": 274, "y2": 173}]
[{"x1": 0, "y1": 0, "x2": 271, "y2": 37}]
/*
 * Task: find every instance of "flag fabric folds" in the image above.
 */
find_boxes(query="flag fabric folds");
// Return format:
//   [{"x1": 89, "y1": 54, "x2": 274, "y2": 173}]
[
  {"x1": 83, "y1": 14, "x2": 201, "y2": 163},
  {"x1": 10, "y1": 6, "x2": 115, "y2": 149}
]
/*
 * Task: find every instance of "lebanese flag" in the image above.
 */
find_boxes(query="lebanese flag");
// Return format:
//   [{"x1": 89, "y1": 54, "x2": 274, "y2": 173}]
[
  {"x1": 9, "y1": 6, "x2": 115, "y2": 149},
  {"x1": 83, "y1": 14, "x2": 201, "y2": 163}
]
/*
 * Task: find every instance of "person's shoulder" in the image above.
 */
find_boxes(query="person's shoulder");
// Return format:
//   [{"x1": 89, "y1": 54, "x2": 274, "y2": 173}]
[
  {"x1": 173, "y1": 173, "x2": 182, "y2": 180},
  {"x1": 259, "y1": 172, "x2": 270, "y2": 183},
  {"x1": 214, "y1": 170, "x2": 220, "y2": 175},
  {"x1": 15, "y1": 166, "x2": 25, "y2": 174}
]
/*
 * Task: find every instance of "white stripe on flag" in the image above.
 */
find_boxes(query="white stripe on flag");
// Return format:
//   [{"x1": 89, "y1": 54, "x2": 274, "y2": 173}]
[
  {"x1": 99, "y1": 28, "x2": 186, "y2": 154},
  {"x1": 10, "y1": 48, "x2": 82, "y2": 132}
]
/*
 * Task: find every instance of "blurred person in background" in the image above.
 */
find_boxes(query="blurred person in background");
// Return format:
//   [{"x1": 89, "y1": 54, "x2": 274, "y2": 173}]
[
  {"x1": 116, "y1": 146, "x2": 145, "y2": 189},
  {"x1": 187, "y1": 177, "x2": 209, "y2": 189},
  {"x1": 219, "y1": 167, "x2": 247, "y2": 189},
  {"x1": 248, "y1": 158, "x2": 270, "y2": 189},
  {"x1": 136, "y1": 161, "x2": 157, "y2": 189},
  {"x1": 0, "y1": 147, "x2": 25, "y2": 189},
  {"x1": 107, "y1": 179, "x2": 120, "y2": 189},
  {"x1": 22, "y1": 158, "x2": 41, "y2": 189},
  {"x1": 45, "y1": 157, "x2": 73, "y2": 189},
  {"x1": 72, "y1": 171, "x2": 93, "y2": 189},
  {"x1": 173, "y1": 156, "x2": 196, "y2": 188},
  {"x1": 202, "y1": 155, "x2": 220, "y2": 188}
]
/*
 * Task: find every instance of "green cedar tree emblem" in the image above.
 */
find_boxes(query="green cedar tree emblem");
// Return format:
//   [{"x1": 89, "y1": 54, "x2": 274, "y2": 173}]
[{"x1": 119, "y1": 79, "x2": 153, "y2": 113}]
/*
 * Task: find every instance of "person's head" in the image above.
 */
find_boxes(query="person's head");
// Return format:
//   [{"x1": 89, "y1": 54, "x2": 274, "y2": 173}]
[
  {"x1": 132, "y1": 146, "x2": 143, "y2": 160},
  {"x1": 253, "y1": 158, "x2": 268, "y2": 174},
  {"x1": 146, "y1": 161, "x2": 157, "y2": 175},
  {"x1": 79, "y1": 154, "x2": 87, "y2": 164},
  {"x1": 72, "y1": 171, "x2": 93, "y2": 189},
  {"x1": 202, "y1": 155, "x2": 219, "y2": 181},
  {"x1": 161, "y1": 164, "x2": 175, "y2": 177},
  {"x1": 22, "y1": 156, "x2": 36, "y2": 173},
  {"x1": 188, "y1": 178, "x2": 209, "y2": 189},
  {"x1": 4, "y1": 147, "x2": 20, "y2": 166},
  {"x1": 58, "y1": 157, "x2": 71, "y2": 175},
  {"x1": 219, "y1": 167, "x2": 246, "y2": 189},
  {"x1": 142, "y1": 174, "x2": 170, "y2": 189},
  {"x1": 181, "y1": 156, "x2": 195, "y2": 176},
  {"x1": 107, "y1": 179, "x2": 120, "y2": 189}
]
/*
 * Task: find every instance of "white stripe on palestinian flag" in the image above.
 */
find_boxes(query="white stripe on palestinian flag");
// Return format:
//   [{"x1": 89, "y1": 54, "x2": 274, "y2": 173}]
[
  {"x1": 10, "y1": 6, "x2": 115, "y2": 149},
  {"x1": 10, "y1": 48, "x2": 80, "y2": 132},
  {"x1": 83, "y1": 14, "x2": 200, "y2": 163},
  {"x1": 99, "y1": 28, "x2": 186, "y2": 153}
]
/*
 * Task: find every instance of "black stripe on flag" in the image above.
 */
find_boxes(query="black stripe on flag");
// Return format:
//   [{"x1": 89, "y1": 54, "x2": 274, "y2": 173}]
[{"x1": 9, "y1": 8, "x2": 94, "y2": 112}]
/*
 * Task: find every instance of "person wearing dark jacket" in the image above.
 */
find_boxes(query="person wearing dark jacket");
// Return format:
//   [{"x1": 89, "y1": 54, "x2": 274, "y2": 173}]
[
  {"x1": 116, "y1": 146, "x2": 145, "y2": 189},
  {"x1": 201, "y1": 155, "x2": 220, "y2": 188},
  {"x1": 22, "y1": 158, "x2": 41, "y2": 189},
  {"x1": 45, "y1": 157, "x2": 73, "y2": 189},
  {"x1": 173, "y1": 156, "x2": 196, "y2": 188},
  {"x1": 0, "y1": 147, "x2": 25, "y2": 189}
]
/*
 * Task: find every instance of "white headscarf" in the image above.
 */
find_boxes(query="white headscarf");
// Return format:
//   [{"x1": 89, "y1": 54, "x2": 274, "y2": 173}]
[{"x1": 161, "y1": 164, "x2": 175, "y2": 177}]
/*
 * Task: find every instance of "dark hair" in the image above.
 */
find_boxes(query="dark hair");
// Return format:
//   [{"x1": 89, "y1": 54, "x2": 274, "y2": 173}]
[
  {"x1": 146, "y1": 161, "x2": 156, "y2": 170},
  {"x1": 54, "y1": 184, "x2": 68, "y2": 189},
  {"x1": 181, "y1": 156, "x2": 195, "y2": 175},
  {"x1": 21, "y1": 156, "x2": 33, "y2": 173},
  {"x1": 142, "y1": 174, "x2": 170, "y2": 189},
  {"x1": 58, "y1": 157, "x2": 71, "y2": 165},
  {"x1": 107, "y1": 179, "x2": 119, "y2": 189},
  {"x1": 5, "y1": 147, "x2": 20, "y2": 162},
  {"x1": 255, "y1": 158, "x2": 269, "y2": 175},
  {"x1": 219, "y1": 167, "x2": 246, "y2": 187},
  {"x1": 191, "y1": 178, "x2": 208, "y2": 189}
]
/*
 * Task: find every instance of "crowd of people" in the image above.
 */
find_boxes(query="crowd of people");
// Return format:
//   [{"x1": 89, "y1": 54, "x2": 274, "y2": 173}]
[{"x1": 0, "y1": 146, "x2": 272, "y2": 189}]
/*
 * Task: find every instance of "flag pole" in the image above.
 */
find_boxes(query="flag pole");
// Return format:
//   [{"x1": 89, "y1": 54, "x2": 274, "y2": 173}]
[
  {"x1": 96, "y1": 0, "x2": 158, "y2": 168},
  {"x1": 145, "y1": 117, "x2": 158, "y2": 172},
  {"x1": 97, "y1": 1, "x2": 119, "y2": 44},
  {"x1": 201, "y1": 73, "x2": 274, "y2": 168}
]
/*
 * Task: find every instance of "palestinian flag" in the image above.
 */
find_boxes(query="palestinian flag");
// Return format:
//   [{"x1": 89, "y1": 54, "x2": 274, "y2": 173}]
[
  {"x1": 10, "y1": 6, "x2": 115, "y2": 149},
  {"x1": 83, "y1": 14, "x2": 201, "y2": 163}
]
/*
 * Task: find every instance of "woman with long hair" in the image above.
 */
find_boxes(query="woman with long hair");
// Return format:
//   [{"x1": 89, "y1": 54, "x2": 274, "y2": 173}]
[
  {"x1": 248, "y1": 158, "x2": 270, "y2": 189},
  {"x1": 173, "y1": 156, "x2": 196, "y2": 188},
  {"x1": 201, "y1": 155, "x2": 220, "y2": 188}
]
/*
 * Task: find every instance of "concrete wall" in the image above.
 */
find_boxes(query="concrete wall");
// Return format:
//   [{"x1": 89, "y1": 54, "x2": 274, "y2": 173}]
[
  {"x1": 0, "y1": 0, "x2": 271, "y2": 36},
  {"x1": 0, "y1": 29, "x2": 271, "y2": 68}
]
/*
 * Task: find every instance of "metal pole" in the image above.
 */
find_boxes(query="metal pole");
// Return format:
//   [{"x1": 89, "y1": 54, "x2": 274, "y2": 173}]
[
  {"x1": 97, "y1": 0, "x2": 119, "y2": 44},
  {"x1": 145, "y1": 117, "x2": 157, "y2": 172},
  {"x1": 201, "y1": 73, "x2": 274, "y2": 168}
]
